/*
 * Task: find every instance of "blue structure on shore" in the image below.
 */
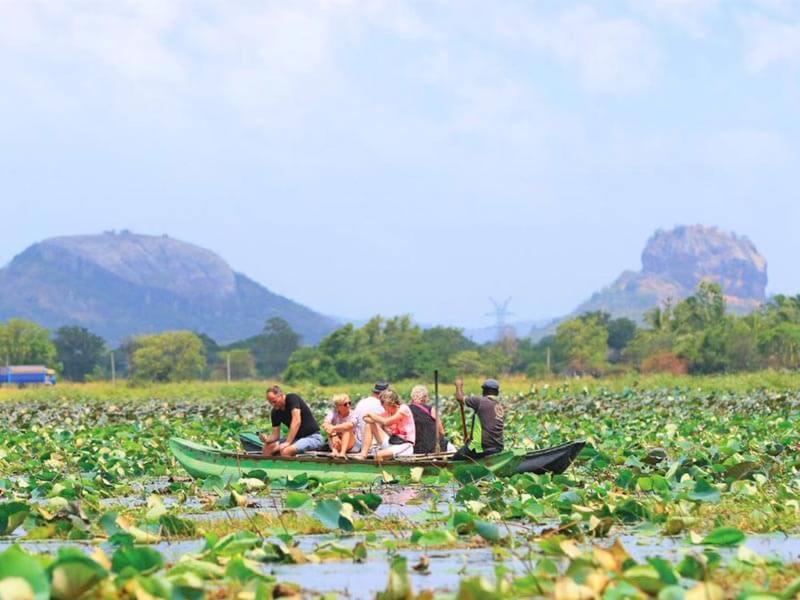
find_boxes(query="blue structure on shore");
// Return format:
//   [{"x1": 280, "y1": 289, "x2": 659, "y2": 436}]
[{"x1": 0, "y1": 365, "x2": 57, "y2": 386}]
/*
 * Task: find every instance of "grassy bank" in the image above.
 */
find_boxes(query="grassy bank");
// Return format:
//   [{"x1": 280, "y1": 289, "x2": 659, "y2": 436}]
[{"x1": 2, "y1": 370, "x2": 800, "y2": 404}]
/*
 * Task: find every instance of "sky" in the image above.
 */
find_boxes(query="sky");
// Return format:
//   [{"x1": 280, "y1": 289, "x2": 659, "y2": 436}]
[{"x1": 1, "y1": 0, "x2": 799, "y2": 328}]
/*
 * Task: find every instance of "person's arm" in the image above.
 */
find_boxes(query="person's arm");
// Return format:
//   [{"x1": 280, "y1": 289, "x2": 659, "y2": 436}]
[
  {"x1": 283, "y1": 408, "x2": 302, "y2": 446},
  {"x1": 455, "y1": 378, "x2": 465, "y2": 406},
  {"x1": 260, "y1": 426, "x2": 281, "y2": 443},
  {"x1": 375, "y1": 408, "x2": 406, "y2": 426},
  {"x1": 331, "y1": 420, "x2": 355, "y2": 433},
  {"x1": 464, "y1": 396, "x2": 481, "y2": 411},
  {"x1": 322, "y1": 411, "x2": 334, "y2": 434}
]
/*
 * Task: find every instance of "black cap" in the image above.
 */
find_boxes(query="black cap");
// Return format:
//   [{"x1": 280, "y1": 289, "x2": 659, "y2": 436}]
[
  {"x1": 481, "y1": 378, "x2": 500, "y2": 394},
  {"x1": 373, "y1": 381, "x2": 389, "y2": 393}
]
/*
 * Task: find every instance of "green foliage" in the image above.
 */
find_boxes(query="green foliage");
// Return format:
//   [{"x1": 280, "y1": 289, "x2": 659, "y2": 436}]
[
  {"x1": 0, "y1": 501, "x2": 29, "y2": 535},
  {"x1": 0, "y1": 318, "x2": 57, "y2": 366},
  {"x1": 225, "y1": 317, "x2": 301, "y2": 378},
  {"x1": 555, "y1": 312, "x2": 609, "y2": 374},
  {"x1": 217, "y1": 349, "x2": 256, "y2": 380},
  {"x1": 54, "y1": 326, "x2": 106, "y2": 382},
  {"x1": 129, "y1": 331, "x2": 207, "y2": 382},
  {"x1": 607, "y1": 316, "x2": 637, "y2": 351},
  {"x1": 285, "y1": 316, "x2": 477, "y2": 384},
  {"x1": 0, "y1": 545, "x2": 50, "y2": 600}
]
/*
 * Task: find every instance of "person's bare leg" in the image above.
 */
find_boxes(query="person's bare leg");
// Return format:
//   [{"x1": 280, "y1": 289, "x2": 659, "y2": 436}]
[
  {"x1": 262, "y1": 441, "x2": 280, "y2": 456},
  {"x1": 280, "y1": 444, "x2": 298, "y2": 457},
  {"x1": 356, "y1": 422, "x2": 384, "y2": 459},
  {"x1": 339, "y1": 430, "x2": 353, "y2": 458},
  {"x1": 355, "y1": 425, "x2": 373, "y2": 459},
  {"x1": 371, "y1": 426, "x2": 391, "y2": 463},
  {"x1": 373, "y1": 424, "x2": 389, "y2": 445},
  {"x1": 331, "y1": 436, "x2": 342, "y2": 457}
]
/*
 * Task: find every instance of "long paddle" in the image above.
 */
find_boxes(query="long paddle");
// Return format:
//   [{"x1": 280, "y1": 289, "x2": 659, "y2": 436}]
[
  {"x1": 455, "y1": 377, "x2": 469, "y2": 444},
  {"x1": 434, "y1": 369, "x2": 441, "y2": 453}
]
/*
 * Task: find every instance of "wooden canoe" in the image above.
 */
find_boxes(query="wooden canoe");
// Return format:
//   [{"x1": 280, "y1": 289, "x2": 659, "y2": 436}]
[{"x1": 169, "y1": 437, "x2": 584, "y2": 483}]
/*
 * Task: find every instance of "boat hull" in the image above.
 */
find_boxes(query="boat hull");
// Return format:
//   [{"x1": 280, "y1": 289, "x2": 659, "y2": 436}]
[
  {"x1": 170, "y1": 437, "x2": 583, "y2": 482},
  {"x1": 513, "y1": 440, "x2": 586, "y2": 475}
]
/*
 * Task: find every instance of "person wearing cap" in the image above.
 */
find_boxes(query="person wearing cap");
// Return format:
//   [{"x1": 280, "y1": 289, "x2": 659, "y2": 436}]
[
  {"x1": 353, "y1": 381, "x2": 389, "y2": 455},
  {"x1": 354, "y1": 381, "x2": 389, "y2": 418},
  {"x1": 452, "y1": 378, "x2": 505, "y2": 460}
]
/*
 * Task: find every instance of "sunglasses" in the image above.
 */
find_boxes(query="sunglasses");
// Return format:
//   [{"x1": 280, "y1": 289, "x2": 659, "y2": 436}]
[{"x1": 337, "y1": 402, "x2": 351, "y2": 407}]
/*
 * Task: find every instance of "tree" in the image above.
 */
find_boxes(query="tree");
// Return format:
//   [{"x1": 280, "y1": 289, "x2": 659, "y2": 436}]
[
  {"x1": 129, "y1": 331, "x2": 207, "y2": 382},
  {"x1": 196, "y1": 333, "x2": 220, "y2": 370},
  {"x1": 284, "y1": 347, "x2": 342, "y2": 385},
  {"x1": 725, "y1": 318, "x2": 761, "y2": 372},
  {"x1": 219, "y1": 348, "x2": 256, "y2": 380},
  {"x1": 555, "y1": 313, "x2": 609, "y2": 374},
  {"x1": 449, "y1": 350, "x2": 486, "y2": 375},
  {"x1": 225, "y1": 317, "x2": 301, "y2": 377},
  {"x1": 758, "y1": 322, "x2": 800, "y2": 369},
  {"x1": 607, "y1": 317, "x2": 637, "y2": 352},
  {"x1": 420, "y1": 326, "x2": 477, "y2": 379},
  {"x1": 672, "y1": 282, "x2": 726, "y2": 334},
  {"x1": 54, "y1": 326, "x2": 106, "y2": 381},
  {"x1": 0, "y1": 319, "x2": 57, "y2": 366}
]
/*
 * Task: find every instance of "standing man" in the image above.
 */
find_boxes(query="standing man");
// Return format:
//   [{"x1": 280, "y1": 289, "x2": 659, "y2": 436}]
[
  {"x1": 259, "y1": 385, "x2": 324, "y2": 456},
  {"x1": 452, "y1": 378, "x2": 505, "y2": 460}
]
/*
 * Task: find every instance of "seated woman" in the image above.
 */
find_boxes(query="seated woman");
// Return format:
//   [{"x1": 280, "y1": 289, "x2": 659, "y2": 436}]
[
  {"x1": 409, "y1": 384, "x2": 454, "y2": 454},
  {"x1": 322, "y1": 394, "x2": 362, "y2": 458},
  {"x1": 356, "y1": 389, "x2": 416, "y2": 460}
]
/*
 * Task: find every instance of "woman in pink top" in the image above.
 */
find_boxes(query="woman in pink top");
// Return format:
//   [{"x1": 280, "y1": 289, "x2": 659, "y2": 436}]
[{"x1": 356, "y1": 388, "x2": 416, "y2": 460}]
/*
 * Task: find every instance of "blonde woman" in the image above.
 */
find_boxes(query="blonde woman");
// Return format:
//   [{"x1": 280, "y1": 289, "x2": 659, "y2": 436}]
[
  {"x1": 322, "y1": 394, "x2": 362, "y2": 458},
  {"x1": 356, "y1": 389, "x2": 416, "y2": 460}
]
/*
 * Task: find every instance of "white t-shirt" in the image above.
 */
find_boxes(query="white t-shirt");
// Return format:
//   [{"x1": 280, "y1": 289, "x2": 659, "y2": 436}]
[{"x1": 354, "y1": 396, "x2": 382, "y2": 418}]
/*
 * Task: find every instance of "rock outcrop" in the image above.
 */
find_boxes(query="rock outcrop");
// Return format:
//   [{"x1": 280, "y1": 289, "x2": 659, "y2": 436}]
[
  {"x1": 0, "y1": 231, "x2": 338, "y2": 345},
  {"x1": 573, "y1": 225, "x2": 767, "y2": 318}
]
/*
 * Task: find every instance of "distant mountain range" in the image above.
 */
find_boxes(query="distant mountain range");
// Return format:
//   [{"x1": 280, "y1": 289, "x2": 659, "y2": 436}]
[
  {"x1": 0, "y1": 225, "x2": 769, "y2": 347},
  {"x1": 0, "y1": 231, "x2": 338, "y2": 346}
]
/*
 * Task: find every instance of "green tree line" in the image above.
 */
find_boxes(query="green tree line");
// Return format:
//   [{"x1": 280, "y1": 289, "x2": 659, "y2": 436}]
[{"x1": 3, "y1": 282, "x2": 800, "y2": 383}]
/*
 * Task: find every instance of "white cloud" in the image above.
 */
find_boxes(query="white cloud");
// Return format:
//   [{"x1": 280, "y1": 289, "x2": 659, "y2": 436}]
[
  {"x1": 629, "y1": 0, "x2": 719, "y2": 37},
  {"x1": 0, "y1": 1, "x2": 185, "y2": 83},
  {"x1": 740, "y1": 14, "x2": 800, "y2": 72},
  {"x1": 695, "y1": 128, "x2": 792, "y2": 168},
  {"x1": 497, "y1": 5, "x2": 660, "y2": 93}
]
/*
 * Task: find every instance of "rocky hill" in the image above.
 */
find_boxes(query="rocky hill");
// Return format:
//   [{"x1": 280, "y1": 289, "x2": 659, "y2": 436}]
[
  {"x1": 573, "y1": 225, "x2": 767, "y2": 319},
  {"x1": 0, "y1": 232, "x2": 338, "y2": 345}
]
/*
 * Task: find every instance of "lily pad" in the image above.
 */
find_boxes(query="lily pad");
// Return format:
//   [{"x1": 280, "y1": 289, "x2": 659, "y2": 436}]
[
  {"x1": 0, "y1": 545, "x2": 50, "y2": 600},
  {"x1": 48, "y1": 554, "x2": 108, "y2": 600},
  {"x1": 313, "y1": 499, "x2": 354, "y2": 532},
  {"x1": 700, "y1": 527, "x2": 745, "y2": 546},
  {"x1": 0, "y1": 502, "x2": 29, "y2": 536}
]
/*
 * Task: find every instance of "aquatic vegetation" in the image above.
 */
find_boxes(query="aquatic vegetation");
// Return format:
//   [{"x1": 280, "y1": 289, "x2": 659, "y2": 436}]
[{"x1": 2, "y1": 377, "x2": 800, "y2": 596}]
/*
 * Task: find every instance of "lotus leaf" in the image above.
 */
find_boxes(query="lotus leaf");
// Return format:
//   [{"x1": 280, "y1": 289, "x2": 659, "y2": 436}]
[{"x1": 0, "y1": 546, "x2": 50, "y2": 600}]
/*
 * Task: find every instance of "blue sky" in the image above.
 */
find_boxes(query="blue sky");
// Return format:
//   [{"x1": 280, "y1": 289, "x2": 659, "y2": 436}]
[{"x1": 1, "y1": 1, "x2": 798, "y2": 328}]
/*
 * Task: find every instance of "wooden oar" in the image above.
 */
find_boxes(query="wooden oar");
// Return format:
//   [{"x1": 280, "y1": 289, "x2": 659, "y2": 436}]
[
  {"x1": 455, "y1": 377, "x2": 468, "y2": 443},
  {"x1": 434, "y1": 369, "x2": 441, "y2": 453}
]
